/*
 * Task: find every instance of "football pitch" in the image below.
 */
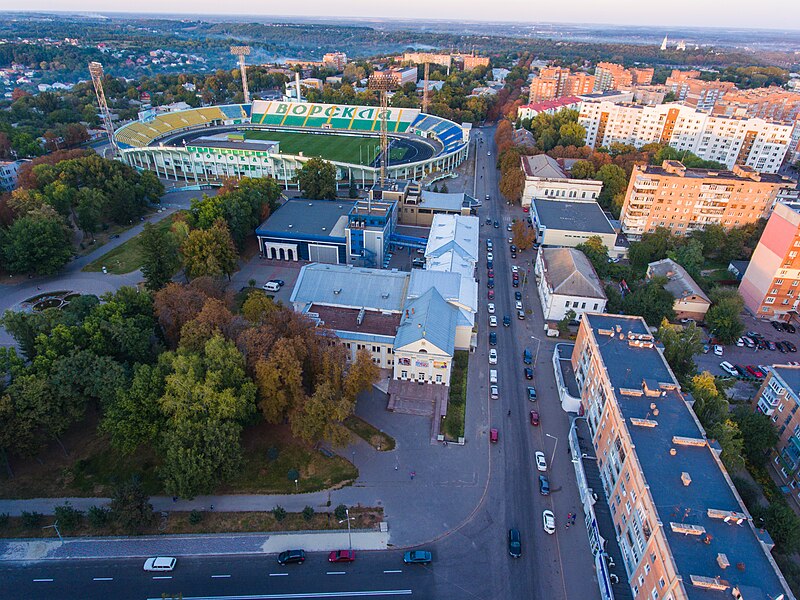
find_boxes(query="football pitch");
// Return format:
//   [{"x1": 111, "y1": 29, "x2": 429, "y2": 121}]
[{"x1": 245, "y1": 130, "x2": 382, "y2": 165}]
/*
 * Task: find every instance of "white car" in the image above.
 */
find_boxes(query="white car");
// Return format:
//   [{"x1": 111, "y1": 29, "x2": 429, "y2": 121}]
[
  {"x1": 490, "y1": 385, "x2": 499, "y2": 399},
  {"x1": 736, "y1": 337, "x2": 745, "y2": 347},
  {"x1": 543, "y1": 510, "x2": 556, "y2": 535},
  {"x1": 511, "y1": 265, "x2": 519, "y2": 273},
  {"x1": 713, "y1": 345, "x2": 724, "y2": 356},
  {"x1": 487, "y1": 252, "x2": 494, "y2": 261},
  {"x1": 489, "y1": 349, "x2": 498, "y2": 364},
  {"x1": 720, "y1": 361, "x2": 738, "y2": 377},
  {"x1": 506, "y1": 224, "x2": 513, "y2": 232},
  {"x1": 488, "y1": 303, "x2": 496, "y2": 314},
  {"x1": 489, "y1": 315, "x2": 498, "y2": 327},
  {"x1": 508, "y1": 237, "x2": 513, "y2": 244},
  {"x1": 144, "y1": 557, "x2": 176, "y2": 572},
  {"x1": 515, "y1": 301, "x2": 523, "y2": 311},
  {"x1": 535, "y1": 451, "x2": 547, "y2": 472},
  {"x1": 487, "y1": 151, "x2": 491, "y2": 156}
]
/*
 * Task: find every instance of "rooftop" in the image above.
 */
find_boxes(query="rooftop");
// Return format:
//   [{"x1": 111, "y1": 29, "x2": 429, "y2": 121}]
[
  {"x1": 521, "y1": 154, "x2": 567, "y2": 179},
  {"x1": 425, "y1": 214, "x2": 479, "y2": 264},
  {"x1": 309, "y1": 304, "x2": 400, "y2": 337},
  {"x1": 540, "y1": 248, "x2": 606, "y2": 299},
  {"x1": 371, "y1": 179, "x2": 410, "y2": 194},
  {"x1": 256, "y1": 199, "x2": 352, "y2": 240},
  {"x1": 290, "y1": 263, "x2": 409, "y2": 312},
  {"x1": 582, "y1": 313, "x2": 790, "y2": 600},
  {"x1": 518, "y1": 96, "x2": 582, "y2": 112},
  {"x1": 418, "y1": 190, "x2": 478, "y2": 212},
  {"x1": 772, "y1": 365, "x2": 800, "y2": 398},
  {"x1": 638, "y1": 162, "x2": 790, "y2": 184},
  {"x1": 394, "y1": 287, "x2": 457, "y2": 356},
  {"x1": 533, "y1": 199, "x2": 615, "y2": 235},
  {"x1": 648, "y1": 258, "x2": 710, "y2": 304}
]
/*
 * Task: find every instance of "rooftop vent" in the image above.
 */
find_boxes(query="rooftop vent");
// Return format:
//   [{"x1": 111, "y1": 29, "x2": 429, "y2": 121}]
[
  {"x1": 681, "y1": 472, "x2": 692, "y2": 486},
  {"x1": 689, "y1": 575, "x2": 729, "y2": 592},
  {"x1": 630, "y1": 417, "x2": 658, "y2": 428},
  {"x1": 673, "y1": 436, "x2": 706, "y2": 447},
  {"x1": 381, "y1": 293, "x2": 390, "y2": 299},
  {"x1": 707, "y1": 509, "x2": 747, "y2": 524},
  {"x1": 333, "y1": 288, "x2": 342, "y2": 295},
  {"x1": 670, "y1": 522, "x2": 706, "y2": 536},
  {"x1": 288, "y1": 224, "x2": 293, "y2": 228},
  {"x1": 356, "y1": 307, "x2": 365, "y2": 326},
  {"x1": 717, "y1": 553, "x2": 730, "y2": 569},
  {"x1": 669, "y1": 448, "x2": 677, "y2": 456}
]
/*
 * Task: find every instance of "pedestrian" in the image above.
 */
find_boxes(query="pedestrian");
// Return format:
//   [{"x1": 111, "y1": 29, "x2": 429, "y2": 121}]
[
  {"x1": 410, "y1": 471, "x2": 415, "y2": 480},
  {"x1": 572, "y1": 514, "x2": 577, "y2": 525},
  {"x1": 210, "y1": 504, "x2": 214, "y2": 511},
  {"x1": 172, "y1": 496, "x2": 177, "y2": 503},
  {"x1": 394, "y1": 464, "x2": 398, "y2": 471}
]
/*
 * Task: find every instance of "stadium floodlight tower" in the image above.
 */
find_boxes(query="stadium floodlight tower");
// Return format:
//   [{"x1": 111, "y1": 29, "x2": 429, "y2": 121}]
[
  {"x1": 88, "y1": 61, "x2": 118, "y2": 156},
  {"x1": 230, "y1": 45, "x2": 251, "y2": 104},
  {"x1": 368, "y1": 72, "x2": 397, "y2": 187},
  {"x1": 422, "y1": 61, "x2": 430, "y2": 114}
]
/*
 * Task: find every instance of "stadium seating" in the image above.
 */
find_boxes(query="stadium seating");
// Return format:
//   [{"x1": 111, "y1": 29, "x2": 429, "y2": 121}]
[
  {"x1": 114, "y1": 106, "x2": 236, "y2": 148},
  {"x1": 408, "y1": 114, "x2": 465, "y2": 153}
]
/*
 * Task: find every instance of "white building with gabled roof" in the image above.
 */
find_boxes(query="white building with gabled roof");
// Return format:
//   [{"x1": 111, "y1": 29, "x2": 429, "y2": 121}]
[{"x1": 424, "y1": 214, "x2": 479, "y2": 279}]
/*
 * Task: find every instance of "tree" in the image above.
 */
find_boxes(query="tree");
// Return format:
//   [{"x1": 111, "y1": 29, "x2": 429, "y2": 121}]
[
  {"x1": 499, "y1": 167, "x2": 525, "y2": 204},
  {"x1": 255, "y1": 337, "x2": 307, "y2": 423},
  {"x1": 596, "y1": 164, "x2": 628, "y2": 210},
  {"x1": 557, "y1": 309, "x2": 576, "y2": 335},
  {"x1": 657, "y1": 320, "x2": 703, "y2": 384},
  {"x1": 74, "y1": 188, "x2": 105, "y2": 238},
  {"x1": 181, "y1": 219, "x2": 239, "y2": 280},
  {"x1": 689, "y1": 371, "x2": 729, "y2": 428},
  {"x1": 668, "y1": 239, "x2": 704, "y2": 278},
  {"x1": 0, "y1": 208, "x2": 72, "y2": 275},
  {"x1": 154, "y1": 282, "x2": 213, "y2": 347},
  {"x1": 570, "y1": 160, "x2": 595, "y2": 179},
  {"x1": 140, "y1": 221, "x2": 181, "y2": 292},
  {"x1": 708, "y1": 419, "x2": 744, "y2": 471},
  {"x1": 622, "y1": 279, "x2": 675, "y2": 326},
  {"x1": 733, "y1": 407, "x2": 778, "y2": 467},
  {"x1": 296, "y1": 157, "x2": 337, "y2": 199},
  {"x1": 511, "y1": 220, "x2": 536, "y2": 250},
  {"x1": 575, "y1": 236, "x2": 610, "y2": 278},
  {"x1": 706, "y1": 288, "x2": 744, "y2": 344},
  {"x1": 110, "y1": 477, "x2": 154, "y2": 533},
  {"x1": 344, "y1": 349, "x2": 380, "y2": 401},
  {"x1": 241, "y1": 292, "x2": 279, "y2": 325},
  {"x1": 628, "y1": 228, "x2": 674, "y2": 269},
  {"x1": 557, "y1": 121, "x2": 586, "y2": 148},
  {"x1": 764, "y1": 502, "x2": 800, "y2": 553}
]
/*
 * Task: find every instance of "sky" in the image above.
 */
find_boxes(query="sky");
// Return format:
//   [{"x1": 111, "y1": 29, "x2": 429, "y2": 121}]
[{"x1": 0, "y1": 0, "x2": 797, "y2": 30}]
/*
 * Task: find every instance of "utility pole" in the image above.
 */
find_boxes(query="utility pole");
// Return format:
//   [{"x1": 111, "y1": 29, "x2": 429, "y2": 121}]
[
  {"x1": 230, "y1": 46, "x2": 251, "y2": 104},
  {"x1": 88, "y1": 62, "x2": 118, "y2": 156}
]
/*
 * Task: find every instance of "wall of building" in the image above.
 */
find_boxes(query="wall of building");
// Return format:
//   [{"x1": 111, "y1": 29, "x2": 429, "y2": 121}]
[
  {"x1": 539, "y1": 227, "x2": 617, "y2": 250},
  {"x1": 393, "y1": 339, "x2": 452, "y2": 385},
  {"x1": 521, "y1": 178, "x2": 602, "y2": 208},
  {"x1": 671, "y1": 296, "x2": 710, "y2": 320}
]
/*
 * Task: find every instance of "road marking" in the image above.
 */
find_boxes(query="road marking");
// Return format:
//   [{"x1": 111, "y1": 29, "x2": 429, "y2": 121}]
[
  {"x1": 326, "y1": 571, "x2": 346, "y2": 575},
  {"x1": 383, "y1": 570, "x2": 402, "y2": 574},
  {"x1": 147, "y1": 591, "x2": 413, "y2": 599},
  {"x1": 269, "y1": 573, "x2": 289, "y2": 577},
  {"x1": 153, "y1": 576, "x2": 173, "y2": 580},
  {"x1": 33, "y1": 579, "x2": 53, "y2": 582},
  {"x1": 93, "y1": 577, "x2": 113, "y2": 581},
  {"x1": 211, "y1": 574, "x2": 232, "y2": 578}
]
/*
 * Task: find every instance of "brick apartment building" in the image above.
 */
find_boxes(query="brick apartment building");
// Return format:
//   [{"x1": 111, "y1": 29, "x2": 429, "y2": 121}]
[
  {"x1": 529, "y1": 67, "x2": 595, "y2": 103},
  {"x1": 572, "y1": 312, "x2": 791, "y2": 599},
  {"x1": 620, "y1": 160, "x2": 791, "y2": 239},
  {"x1": 593, "y1": 62, "x2": 653, "y2": 92},
  {"x1": 740, "y1": 201, "x2": 800, "y2": 321}
]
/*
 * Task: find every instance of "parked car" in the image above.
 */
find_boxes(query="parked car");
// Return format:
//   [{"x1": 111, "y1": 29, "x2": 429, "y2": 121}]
[
  {"x1": 143, "y1": 557, "x2": 176, "y2": 572},
  {"x1": 517, "y1": 310, "x2": 526, "y2": 320},
  {"x1": 488, "y1": 268, "x2": 495, "y2": 278},
  {"x1": 508, "y1": 528, "x2": 522, "y2": 558},
  {"x1": 515, "y1": 291, "x2": 522, "y2": 301},
  {"x1": 511, "y1": 265, "x2": 519, "y2": 273},
  {"x1": 746, "y1": 365, "x2": 765, "y2": 378},
  {"x1": 720, "y1": 361, "x2": 738, "y2": 377},
  {"x1": 488, "y1": 289, "x2": 495, "y2": 300},
  {"x1": 486, "y1": 252, "x2": 494, "y2": 262},
  {"x1": 490, "y1": 385, "x2": 499, "y2": 399},
  {"x1": 512, "y1": 279, "x2": 519, "y2": 288},
  {"x1": 527, "y1": 386, "x2": 537, "y2": 401},
  {"x1": 535, "y1": 451, "x2": 547, "y2": 472},
  {"x1": 530, "y1": 410, "x2": 540, "y2": 426},
  {"x1": 523, "y1": 348, "x2": 532, "y2": 364},
  {"x1": 772, "y1": 321, "x2": 784, "y2": 331},
  {"x1": 510, "y1": 244, "x2": 517, "y2": 253},
  {"x1": 503, "y1": 315, "x2": 511, "y2": 327},
  {"x1": 538, "y1": 474, "x2": 550, "y2": 495},
  {"x1": 515, "y1": 300, "x2": 523, "y2": 311},
  {"x1": 542, "y1": 510, "x2": 555, "y2": 534},
  {"x1": 277, "y1": 550, "x2": 306, "y2": 565},
  {"x1": 489, "y1": 332, "x2": 497, "y2": 346},
  {"x1": 490, "y1": 428, "x2": 499, "y2": 444},
  {"x1": 403, "y1": 550, "x2": 432, "y2": 564},
  {"x1": 494, "y1": 221, "x2": 499, "y2": 228},
  {"x1": 702, "y1": 344, "x2": 710, "y2": 354},
  {"x1": 524, "y1": 367, "x2": 534, "y2": 380},
  {"x1": 487, "y1": 278, "x2": 494, "y2": 289},
  {"x1": 784, "y1": 323, "x2": 797, "y2": 334},
  {"x1": 767, "y1": 340, "x2": 777, "y2": 351},
  {"x1": 777, "y1": 341, "x2": 788, "y2": 353},
  {"x1": 487, "y1": 260, "x2": 494, "y2": 270},
  {"x1": 507, "y1": 223, "x2": 513, "y2": 232},
  {"x1": 485, "y1": 217, "x2": 492, "y2": 225},
  {"x1": 713, "y1": 345, "x2": 724, "y2": 356},
  {"x1": 489, "y1": 349, "x2": 498, "y2": 364},
  {"x1": 328, "y1": 550, "x2": 355, "y2": 563},
  {"x1": 489, "y1": 316, "x2": 498, "y2": 327},
  {"x1": 488, "y1": 303, "x2": 495, "y2": 314},
  {"x1": 511, "y1": 251, "x2": 517, "y2": 259},
  {"x1": 735, "y1": 338, "x2": 745, "y2": 347},
  {"x1": 785, "y1": 340, "x2": 797, "y2": 352}
]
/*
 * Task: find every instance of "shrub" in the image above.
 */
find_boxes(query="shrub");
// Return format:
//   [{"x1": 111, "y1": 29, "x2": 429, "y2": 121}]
[
  {"x1": 21, "y1": 511, "x2": 43, "y2": 529},
  {"x1": 87, "y1": 506, "x2": 110, "y2": 528},
  {"x1": 272, "y1": 506, "x2": 287, "y2": 522},
  {"x1": 334, "y1": 504, "x2": 348, "y2": 521},
  {"x1": 54, "y1": 502, "x2": 83, "y2": 531},
  {"x1": 189, "y1": 510, "x2": 203, "y2": 525},
  {"x1": 0, "y1": 513, "x2": 9, "y2": 528},
  {"x1": 302, "y1": 506, "x2": 315, "y2": 521}
]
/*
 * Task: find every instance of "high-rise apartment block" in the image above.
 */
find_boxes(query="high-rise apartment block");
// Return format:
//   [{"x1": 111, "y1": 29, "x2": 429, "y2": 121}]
[
  {"x1": 593, "y1": 62, "x2": 653, "y2": 92},
  {"x1": 578, "y1": 101, "x2": 794, "y2": 173},
  {"x1": 401, "y1": 52, "x2": 489, "y2": 71},
  {"x1": 528, "y1": 67, "x2": 595, "y2": 103},
  {"x1": 620, "y1": 160, "x2": 791, "y2": 239},
  {"x1": 740, "y1": 202, "x2": 800, "y2": 320},
  {"x1": 572, "y1": 312, "x2": 791, "y2": 600},
  {"x1": 322, "y1": 52, "x2": 347, "y2": 70}
]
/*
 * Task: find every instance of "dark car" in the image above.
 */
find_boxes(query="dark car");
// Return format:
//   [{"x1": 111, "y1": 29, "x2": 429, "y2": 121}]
[
  {"x1": 487, "y1": 260, "x2": 494, "y2": 270},
  {"x1": 772, "y1": 321, "x2": 784, "y2": 331},
  {"x1": 784, "y1": 323, "x2": 797, "y2": 334},
  {"x1": 277, "y1": 550, "x2": 306, "y2": 565},
  {"x1": 524, "y1": 367, "x2": 534, "y2": 380},
  {"x1": 503, "y1": 315, "x2": 511, "y2": 327},
  {"x1": 786, "y1": 340, "x2": 798, "y2": 352},
  {"x1": 508, "y1": 528, "x2": 522, "y2": 558},
  {"x1": 538, "y1": 474, "x2": 550, "y2": 495},
  {"x1": 515, "y1": 291, "x2": 522, "y2": 301},
  {"x1": 777, "y1": 341, "x2": 788, "y2": 353},
  {"x1": 494, "y1": 221, "x2": 500, "y2": 228},
  {"x1": 403, "y1": 550, "x2": 433, "y2": 565},
  {"x1": 527, "y1": 386, "x2": 537, "y2": 401},
  {"x1": 328, "y1": 550, "x2": 355, "y2": 563},
  {"x1": 735, "y1": 365, "x2": 751, "y2": 378},
  {"x1": 512, "y1": 279, "x2": 519, "y2": 287},
  {"x1": 510, "y1": 245, "x2": 517, "y2": 253},
  {"x1": 270, "y1": 279, "x2": 286, "y2": 287},
  {"x1": 487, "y1": 278, "x2": 494, "y2": 289},
  {"x1": 511, "y1": 251, "x2": 517, "y2": 259},
  {"x1": 489, "y1": 332, "x2": 497, "y2": 345},
  {"x1": 530, "y1": 410, "x2": 540, "y2": 426},
  {"x1": 523, "y1": 348, "x2": 532, "y2": 364},
  {"x1": 767, "y1": 340, "x2": 777, "y2": 351},
  {"x1": 757, "y1": 339, "x2": 769, "y2": 350},
  {"x1": 485, "y1": 217, "x2": 492, "y2": 225}
]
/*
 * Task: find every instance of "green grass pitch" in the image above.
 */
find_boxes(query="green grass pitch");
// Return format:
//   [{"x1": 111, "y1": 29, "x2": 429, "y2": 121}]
[{"x1": 245, "y1": 130, "x2": 383, "y2": 165}]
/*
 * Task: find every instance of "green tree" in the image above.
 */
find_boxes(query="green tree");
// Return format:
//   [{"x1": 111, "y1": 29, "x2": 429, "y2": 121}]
[
  {"x1": 708, "y1": 419, "x2": 744, "y2": 471},
  {"x1": 557, "y1": 121, "x2": 586, "y2": 147},
  {"x1": 575, "y1": 236, "x2": 610, "y2": 278},
  {"x1": 628, "y1": 228, "x2": 675, "y2": 270},
  {"x1": 667, "y1": 239, "x2": 704, "y2": 278},
  {"x1": 140, "y1": 221, "x2": 181, "y2": 291},
  {"x1": 622, "y1": 278, "x2": 676, "y2": 326},
  {"x1": 690, "y1": 371, "x2": 729, "y2": 428},
  {"x1": 110, "y1": 477, "x2": 154, "y2": 533},
  {"x1": 74, "y1": 188, "x2": 105, "y2": 238},
  {"x1": 705, "y1": 288, "x2": 744, "y2": 344},
  {"x1": 596, "y1": 164, "x2": 628, "y2": 209},
  {"x1": 733, "y1": 407, "x2": 778, "y2": 466},
  {"x1": 557, "y1": 309, "x2": 576, "y2": 335},
  {"x1": 570, "y1": 160, "x2": 595, "y2": 179},
  {"x1": 296, "y1": 157, "x2": 337, "y2": 199},
  {"x1": 0, "y1": 208, "x2": 72, "y2": 275},
  {"x1": 764, "y1": 503, "x2": 800, "y2": 553},
  {"x1": 181, "y1": 220, "x2": 239, "y2": 280},
  {"x1": 657, "y1": 320, "x2": 703, "y2": 384}
]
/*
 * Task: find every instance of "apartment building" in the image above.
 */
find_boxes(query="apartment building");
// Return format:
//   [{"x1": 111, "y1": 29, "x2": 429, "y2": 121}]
[
  {"x1": 0, "y1": 159, "x2": 25, "y2": 191},
  {"x1": 620, "y1": 160, "x2": 790, "y2": 239},
  {"x1": 517, "y1": 96, "x2": 582, "y2": 121},
  {"x1": 739, "y1": 202, "x2": 800, "y2": 320},
  {"x1": 579, "y1": 101, "x2": 794, "y2": 173},
  {"x1": 593, "y1": 62, "x2": 653, "y2": 92},
  {"x1": 713, "y1": 87, "x2": 800, "y2": 122},
  {"x1": 572, "y1": 312, "x2": 791, "y2": 600},
  {"x1": 322, "y1": 52, "x2": 347, "y2": 70},
  {"x1": 401, "y1": 52, "x2": 488, "y2": 71},
  {"x1": 529, "y1": 67, "x2": 595, "y2": 103},
  {"x1": 752, "y1": 364, "x2": 800, "y2": 505}
]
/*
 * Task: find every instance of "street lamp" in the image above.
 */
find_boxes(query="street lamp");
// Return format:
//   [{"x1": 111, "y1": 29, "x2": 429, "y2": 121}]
[
  {"x1": 546, "y1": 433, "x2": 558, "y2": 468},
  {"x1": 338, "y1": 507, "x2": 354, "y2": 551}
]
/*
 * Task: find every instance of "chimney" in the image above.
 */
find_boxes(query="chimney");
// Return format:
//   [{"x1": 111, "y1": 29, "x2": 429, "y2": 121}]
[{"x1": 681, "y1": 471, "x2": 692, "y2": 486}]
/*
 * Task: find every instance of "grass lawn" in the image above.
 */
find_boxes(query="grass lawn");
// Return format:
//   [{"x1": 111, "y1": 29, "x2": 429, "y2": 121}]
[
  {"x1": 246, "y1": 130, "x2": 381, "y2": 165},
  {"x1": 0, "y1": 506, "x2": 383, "y2": 539},
  {"x1": 82, "y1": 212, "x2": 184, "y2": 274},
  {"x1": 344, "y1": 415, "x2": 395, "y2": 451},
  {"x1": 441, "y1": 350, "x2": 469, "y2": 441}
]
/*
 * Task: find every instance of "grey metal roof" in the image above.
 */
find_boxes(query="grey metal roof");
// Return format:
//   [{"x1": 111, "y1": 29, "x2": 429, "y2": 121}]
[
  {"x1": 255, "y1": 199, "x2": 352, "y2": 239},
  {"x1": 541, "y1": 248, "x2": 606, "y2": 299},
  {"x1": 583, "y1": 313, "x2": 790, "y2": 599},
  {"x1": 772, "y1": 365, "x2": 800, "y2": 399},
  {"x1": 533, "y1": 199, "x2": 615, "y2": 235},
  {"x1": 648, "y1": 258, "x2": 710, "y2": 304},
  {"x1": 290, "y1": 263, "x2": 409, "y2": 312},
  {"x1": 425, "y1": 214, "x2": 479, "y2": 263},
  {"x1": 408, "y1": 269, "x2": 477, "y2": 326},
  {"x1": 419, "y1": 191, "x2": 471, "y2": 212},
  {"x1": 394, "y1": 287, "x2": 456, "y2": 356},
  {"x1": 521, "y1": 154, "x2": 567, "y2": 179}
]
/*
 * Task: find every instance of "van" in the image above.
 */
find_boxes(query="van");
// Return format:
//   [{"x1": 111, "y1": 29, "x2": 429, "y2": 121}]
[
  {"x1": 490, "y1": 369, "x2": 498, "y2": 384},
  {"x1": 720, "y1": 361, "x2": 738, "y2": 377},
  {"x1": 263, "y1": 281, "x2": 281, "y2": 292},
  {"x1": 143, "y1": 557, "x2": 176, "y2": 572}
]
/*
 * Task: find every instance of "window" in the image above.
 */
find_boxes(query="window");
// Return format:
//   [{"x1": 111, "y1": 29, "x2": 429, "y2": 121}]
[
  {"x1": 644, "y1": 563, "x2": 650, "y2": 575},
  {"x1": 651, "y1": 589, "x2": 659, "y2": 600},
  {"x1": 659, "y1": 578, "x2": 665, "y2": 589},
  {"x1": 401, "y1": 370, "x2": 408, "y2": 378}
]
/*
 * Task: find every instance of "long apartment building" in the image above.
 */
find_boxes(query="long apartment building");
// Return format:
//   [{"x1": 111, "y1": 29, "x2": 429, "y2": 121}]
[
  {"x1": 572, "y1": 313, "x2": 791, "y2": 600},
  {"x1": 620, "y1": 160, "x2": 792, "y2": 239},
  {"x1": 529, "y1": 67, "x2": 595, "y2": 103},
  {"x1": 579, "y1": 101, "x2": 795, "y2": 173},
  {"x1": 740, "y1": 201, "x2": 800, "y2": 321},
  {"x1": 593, "y1": 62, "x2": 653, "y2": 92}
]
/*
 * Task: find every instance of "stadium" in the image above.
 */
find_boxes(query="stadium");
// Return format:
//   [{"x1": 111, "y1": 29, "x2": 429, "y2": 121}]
[{"x1": 114, "y1": 100, "x2": 471, "y2": 187}]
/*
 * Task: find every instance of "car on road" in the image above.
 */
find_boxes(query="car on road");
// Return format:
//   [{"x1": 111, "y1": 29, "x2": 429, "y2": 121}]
[
  {"x1": 143, "y1": 557, "x2": 176, "y2": 572},
  {"x1": 490, "y1": 428, "x2": 499, "y2": 443},
  {"x1": 488, "y1": 268, "x2": 495, "y2": 278},
  {"x1": 511, "y1": 265, "x2": 519, "y2": 273},
  {"x1": 538, "y1": 474, "x2": 550, "y2": 495},
  {"x1": 485, "y1": 194, "x2": 490, "y2": 201},
  {"x1": 508, "y1": 237, "x2": 513, "y2": 244},
  {"x1": 523, "y1": 206, "x2": 530, "y2": 213},
  {"x1": 507, "y1": 223, "x2": 513, "y2": 231},
  {"x1": 512, "y1": 278, "x2": 519, "y2": 287},
  {"x1": 328, "y1": 550, "x2": 356, "y2": 563},
  {"x1": 487, "y1": 278, "x2": 494, "y2": 289},
  {"x1": 486, "y1": 252, "x2": 494, "y2": 262},
  {"x1": 542, "y1": 510, "x2": 555, "y2": 534},
  {"x1": 489, "y1": 349, "x2": 498, "y2": 364},
  {"x1": 784, "y1": 323, "x2": 797, "y2": 334},
  {"x1": 489, "y1": 316, "x2": 498, "y2": 327},
  {"x1": 772, "y1": 321, "x2": 784, "y2": 332},
  {"x1": 530, "y1": 410, "x2": 540, "y2": 426},
  {"x1": 524, "y1": 367, "x2": 534, "y2": 380},
  {"x1": 277, "y1": 550, "x2": 306, "y2": 565},
  {"x1": 487, "y1": 152, "x2": 491, "y2": 157},
  {"x1": 511, "y1": 250, "x2": 517, "y2": 259},
  {"x1": 515, "y1": 291, "x2": 522, "y2": 301},
  {"x1": 488, "y1": 289, "x2": 495, "y2": 300},
  {"x1": 523, "y1": 348, "x2": 532, "y2": 364},
  {"x1": 720, "y1": 361, "x2": 738, "y2": 377},
  {"x1": 487, "y1": 260, "x2": 494, "y2": 269},
  {"x1": 490, "y1": 385, "x2": 499, "y2": 399},
  {"x1": 517, "y1": 310, "x2": 526, "y2": 320},
  {"x1": 485, "y1": 217, "x2": 492, "y2": 225},
  {"x1": 515, "y1": 300, "x2": 523, "y2": 311},
  {"x1": 713, "y1": 345, "x2": 723, "y2": 356},
  {"x1": 508, "y1": 528, "x2": 522, "y2": 558},
  {"x1": 527, "y1": 386, "x2": 537, "y2": 401},
  {"x1": 503, "y1": 315, "x2": 511, "y2": 327},
  {"x1": 494, "y1": 221, "x2": 499, "y2": 228},
  {"x1": 404, "y1": 550, "x2": 433, "y2": 565},
  {"x1": 488, "y1": 303, "x2": 495, "y2": 314},
  {"x1": 535, "y1": 451, "x2": 547, "y2": 472},
  {"x1": 746, "y1": 365, "x2": 765, "y2": 378},
  {"x1": 489, "y1": 332, "x2": 497, "y2": 345}
]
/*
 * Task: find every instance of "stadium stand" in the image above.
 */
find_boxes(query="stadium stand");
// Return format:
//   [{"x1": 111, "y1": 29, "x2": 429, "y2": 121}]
[
  {"x1": 250, "y1": 100, "x2": 420, "y2": 133},
  {"x1": 114, "y1": 106, "x2": 235, "y2": 148}
]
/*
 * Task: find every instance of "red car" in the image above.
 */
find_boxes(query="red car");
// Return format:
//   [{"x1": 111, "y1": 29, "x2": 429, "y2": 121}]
[
  {"x1": 488, "y1": 289, "x2": 495, "y2": 300},
  {"x1": 530, "y1": 410, "x2": 540, "y2": 426},
  {"x1": 746, "y1": 365, "x2": 765, "y2": 378},
  {"x1": 328, "y1": 550, "x2": 356, "y2": 562},
  {"x1": 490, "y1": 428, "x2": 498, "y2": 443},
  {"x1": 488, "y1": 269, "x2": 495, "y2": 278},
  {"x1": 522, "y1": 206, "x2": 529, "y2": 213}
]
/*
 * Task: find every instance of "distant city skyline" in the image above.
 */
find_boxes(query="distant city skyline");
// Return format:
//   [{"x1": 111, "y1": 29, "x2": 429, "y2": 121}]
[{"x1": 4, "y1": 1, "x2": 798, "y2": 31}]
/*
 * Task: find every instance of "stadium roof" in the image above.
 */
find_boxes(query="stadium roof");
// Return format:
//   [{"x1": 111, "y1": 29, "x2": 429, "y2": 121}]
[
  {"x1": 255, "y1": 199, "x2": 352, "y2": 241},
  {"x1": 582, "y1": 313, "x2": 791, "y2": 600},
  {"x1": 533, "y1": 199, "x2": 615, "y2": 235}
]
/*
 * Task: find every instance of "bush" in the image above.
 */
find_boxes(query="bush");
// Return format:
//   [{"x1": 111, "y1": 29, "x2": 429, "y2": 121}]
[
  {"x1": 334, "y1": 504, "x2": 348, "y2": 521},
  {"x1": 86, "y1": 506, "x2": 110, "y2": 528},
  {"x1": 272, "y1": 506, "x2": 287, "y2": 522},
  {"x1": 0, "y1": 513, "x2": 9, "y2": 528},
  {"x1": 21, "y1": 511, "x2": 43, "y2": 529},
  {"x1": 189, "y1": 510, "x2": 203, "y2": 525},
  {"x1": 54, "y1": 502, "x2": 83, "y2": 531},
  {"x1": 302, "y1": 506, "x2": 315, "y2": 521}
]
